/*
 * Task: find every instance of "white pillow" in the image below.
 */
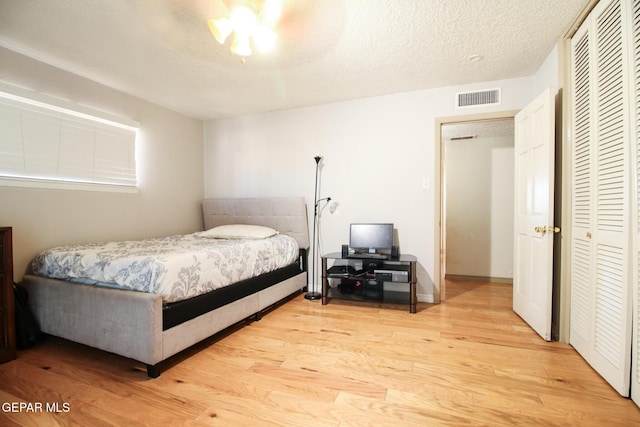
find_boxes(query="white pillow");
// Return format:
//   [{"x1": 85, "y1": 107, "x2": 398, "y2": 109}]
[{"x1": 201, "y1": 224, "x2": 279, "y2": 239}]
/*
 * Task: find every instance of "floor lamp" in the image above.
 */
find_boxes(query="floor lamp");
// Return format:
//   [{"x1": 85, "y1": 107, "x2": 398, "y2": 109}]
[{"x1": 305, "y1": 155, "x2": 329, "y2": 300}]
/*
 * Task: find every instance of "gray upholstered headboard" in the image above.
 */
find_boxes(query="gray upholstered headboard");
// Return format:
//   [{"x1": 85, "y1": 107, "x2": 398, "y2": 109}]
[{"x1": 202, "y1": 197, "x2": 309, "y2": 250}]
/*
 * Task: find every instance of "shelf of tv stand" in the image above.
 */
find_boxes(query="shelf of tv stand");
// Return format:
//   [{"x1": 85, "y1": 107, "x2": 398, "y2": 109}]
[{"x1": 321, "y1": 252, "x2": 417, "y2": 313}]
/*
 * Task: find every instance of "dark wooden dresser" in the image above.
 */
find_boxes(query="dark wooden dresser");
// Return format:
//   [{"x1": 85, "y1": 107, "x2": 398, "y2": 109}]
[{"x1": 0, "y1": 227, "x2": 16, "y2": 363}]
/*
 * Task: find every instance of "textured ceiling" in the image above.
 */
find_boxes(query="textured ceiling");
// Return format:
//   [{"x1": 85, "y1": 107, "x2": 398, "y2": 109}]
[{"x1": 0, "y1": 0, "x2": 589, "y2": 120}]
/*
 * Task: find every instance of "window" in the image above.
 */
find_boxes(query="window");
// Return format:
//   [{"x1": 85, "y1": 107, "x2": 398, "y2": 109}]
[{"x1": 0, "y1": 86, "x2": 138, "y2": 192}]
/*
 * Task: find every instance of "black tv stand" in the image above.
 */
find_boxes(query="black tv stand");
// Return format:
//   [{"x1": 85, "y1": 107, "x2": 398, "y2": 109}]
[{"x1": 321, "y1": 252, "x2": 417, "y2": 313}]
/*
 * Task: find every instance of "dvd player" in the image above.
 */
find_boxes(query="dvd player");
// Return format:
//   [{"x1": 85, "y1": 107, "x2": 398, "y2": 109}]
[
  {"x1": 374, "y1": 269, "x2": 409, "y2": 283},
  {"x1": 347, "y1": 253, "x2": 388, "y2": 260}
]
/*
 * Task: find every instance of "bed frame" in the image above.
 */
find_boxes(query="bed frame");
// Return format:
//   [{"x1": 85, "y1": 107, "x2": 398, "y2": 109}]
[{"x1": 21, "y1": 197, "x2": 309, "y2": 378}]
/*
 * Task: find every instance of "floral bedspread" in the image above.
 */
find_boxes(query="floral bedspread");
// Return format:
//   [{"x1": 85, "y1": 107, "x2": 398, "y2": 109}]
[{"x1": 31, "y1": 232, "x2": 299, "y2": 303}]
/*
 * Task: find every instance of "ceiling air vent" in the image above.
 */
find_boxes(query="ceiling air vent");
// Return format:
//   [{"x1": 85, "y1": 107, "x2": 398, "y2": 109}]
[{"x1": 456, "y1": 88, "x2": 501, "y2": 108}]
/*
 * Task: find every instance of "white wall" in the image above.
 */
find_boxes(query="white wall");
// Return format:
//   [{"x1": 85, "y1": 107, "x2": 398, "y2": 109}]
[
  {"x1": 204, "y1": 76, "x2": 534, "y2": 302},
  {"x1": 0, "y1": 47, "x2": 205, "y2": 280},
  {"x1": 445, "y1": 133, "x2": 514, "y2": 279},
  {"x1": 533, "y1": 43, "x2": 559, "y2": 96}
]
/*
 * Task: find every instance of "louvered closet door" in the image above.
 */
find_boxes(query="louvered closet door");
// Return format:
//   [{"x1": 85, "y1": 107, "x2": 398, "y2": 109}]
[
  {"x1": 631, "y1": 0, "x2": 640, "y2": 407},
  {"x1": 570, "y1": 0, "x2": 633, "y2": 397},
  {"x1": 570, "y1": 21, "x2": 593, "y2": 365}
]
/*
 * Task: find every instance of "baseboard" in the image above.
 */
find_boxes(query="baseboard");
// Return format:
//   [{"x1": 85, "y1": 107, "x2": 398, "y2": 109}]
[
  {"x1": 418, "y1": 293, "x2": 435, "y2": 303},
  {"x1": 445, "y1": 274, "x2": 513, "y2": 285}
]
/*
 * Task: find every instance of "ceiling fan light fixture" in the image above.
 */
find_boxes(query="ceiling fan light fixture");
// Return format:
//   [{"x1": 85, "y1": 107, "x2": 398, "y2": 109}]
[
  {"x1": 254, "y1": 25, "x2": 277, "y2": 53},
  {"x1": 261, "y1": 0, "x2": 282, "y2": 25},
  {"x1": 208, "y1": 0, "x2": 281, "y2": 57},
  {"x1": 230, "y1": 33, "x2": 252, "y2": 56},
  {"x1": 230, "y1": 5, "x2": 258, "y2": 37},
  {"x1": 208, "y1": 18, "x2": 233, "y2": 44}
]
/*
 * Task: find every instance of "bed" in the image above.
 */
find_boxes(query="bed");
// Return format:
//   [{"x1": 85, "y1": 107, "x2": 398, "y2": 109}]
[{"x1": 21, "y1": 197, "x2": 309, "y2": 378}]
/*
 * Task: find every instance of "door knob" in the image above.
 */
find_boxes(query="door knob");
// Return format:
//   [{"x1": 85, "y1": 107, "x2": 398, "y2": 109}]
[{"x1": 535, "y1": 226, "x2": 561, "y2": 234}]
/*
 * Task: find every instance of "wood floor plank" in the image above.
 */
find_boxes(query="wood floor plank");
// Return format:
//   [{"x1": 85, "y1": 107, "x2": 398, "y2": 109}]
[
  {"x1": 385, "y1": 388, "x2": 571, "y2": 427},
  {"x1": 1, "y1": 279, "x2": 639, "y2": 425}
]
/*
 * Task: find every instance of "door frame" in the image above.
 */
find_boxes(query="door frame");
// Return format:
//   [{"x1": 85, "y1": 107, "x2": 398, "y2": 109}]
[{"x1": 434, "y1": 110, "x2": 519, "y2": 302}]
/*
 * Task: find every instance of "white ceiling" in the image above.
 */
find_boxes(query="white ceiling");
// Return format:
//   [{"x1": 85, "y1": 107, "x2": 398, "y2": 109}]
[{"x1": 0, "y1": 0, "x2": 588, "y2": 121}]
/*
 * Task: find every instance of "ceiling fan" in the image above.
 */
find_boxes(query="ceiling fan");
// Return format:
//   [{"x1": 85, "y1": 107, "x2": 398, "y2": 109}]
[{"x1": 207, "y1": 0, "x2": 282, "y2": 57}]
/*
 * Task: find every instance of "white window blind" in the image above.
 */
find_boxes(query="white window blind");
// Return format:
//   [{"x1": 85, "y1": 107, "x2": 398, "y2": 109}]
[{"x1": 0, "y1": 90, "x2": 137, "y2": 190}]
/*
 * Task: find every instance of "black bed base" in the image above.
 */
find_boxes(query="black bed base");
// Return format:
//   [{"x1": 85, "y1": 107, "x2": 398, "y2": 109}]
[
  {"x1": 162, "y1": 261, "x2": 302, "y2": 330},
  {"x1": 147, "y1": 364, "x2": 161, "y2": 378},
  {"x1": 162, "y1": 249, "x2": 307, "y2": 330}
]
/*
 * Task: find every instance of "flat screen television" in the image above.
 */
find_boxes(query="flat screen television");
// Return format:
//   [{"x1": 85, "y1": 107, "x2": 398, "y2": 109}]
[{"x1": 349, "y1": 223, "x2": 394, "y2": 254}]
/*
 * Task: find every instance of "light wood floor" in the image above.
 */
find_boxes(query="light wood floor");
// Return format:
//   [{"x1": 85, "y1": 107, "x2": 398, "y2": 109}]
[{"x1": 1, "y1": 279, "x2": 640, "y2": 426}]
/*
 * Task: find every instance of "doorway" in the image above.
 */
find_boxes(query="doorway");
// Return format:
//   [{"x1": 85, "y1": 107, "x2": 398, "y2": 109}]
[{"x1": 435, "y1": 111, "x2": 518, "y2": 302}]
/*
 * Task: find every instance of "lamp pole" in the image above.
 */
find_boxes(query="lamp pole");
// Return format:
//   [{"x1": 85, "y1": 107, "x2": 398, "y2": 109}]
[{"x1": 305, "y1": 155, "x2": 323, "y2": 300}]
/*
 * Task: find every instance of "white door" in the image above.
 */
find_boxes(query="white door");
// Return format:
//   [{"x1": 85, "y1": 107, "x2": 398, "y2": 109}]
[{"x1": 513, "y1": 87, "x2": 556, "y2": 341}]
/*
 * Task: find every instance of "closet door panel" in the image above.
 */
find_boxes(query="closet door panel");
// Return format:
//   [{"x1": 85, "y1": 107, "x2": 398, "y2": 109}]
[
  {"x1": 570, "y1": 237, "x2": 592, "y2": 343},
  {"x1": 593, "y1": 0, "x2": 632, "y2": 397},
  {"x1": 570, "y1": 0, "x2": 632, "y2": 397},
  {"x1": 631, "y1": 0, "x2": 640, "y2": 407},
  {"x1": 594, "y1": 244, "x2": 627, "y2": 369},
  {"x1": 570, "y1": 23, "x2": 594, "y2": 351}
]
